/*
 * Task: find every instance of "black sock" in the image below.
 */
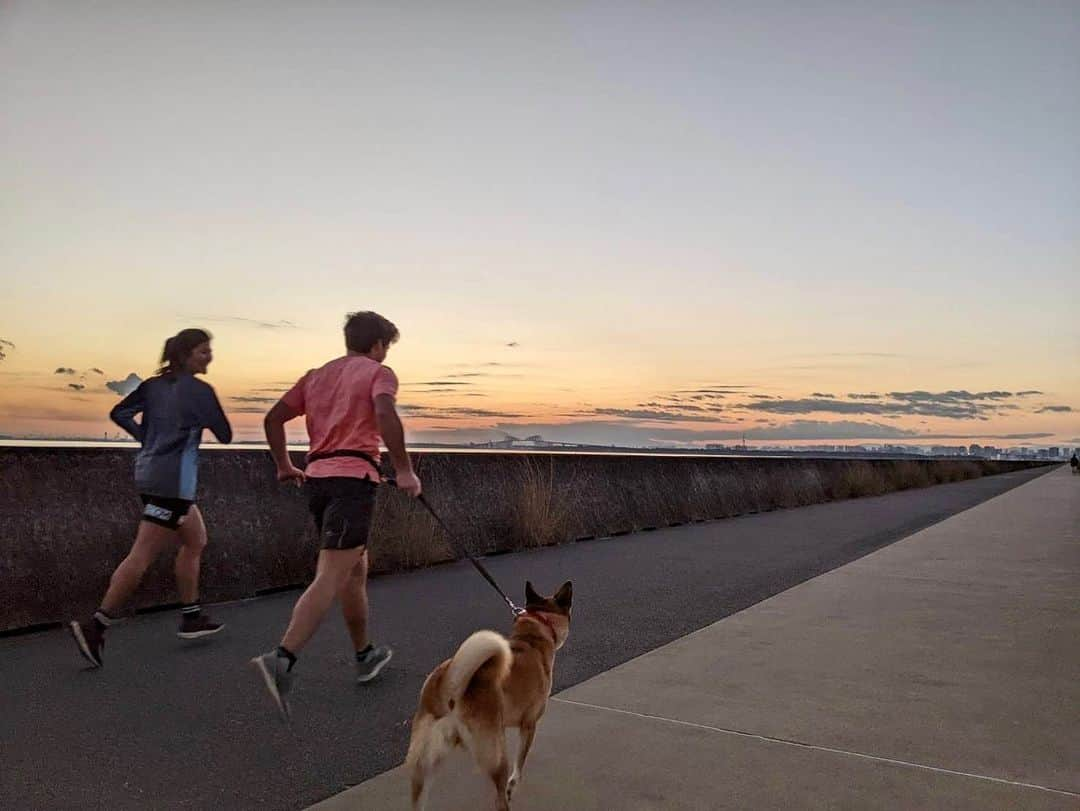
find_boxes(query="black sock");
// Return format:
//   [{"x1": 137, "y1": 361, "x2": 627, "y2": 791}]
[
  {"x1": 356, "y1": 644, "x2": 373, "y2": 659},
  {"x1": 276, "y1": 645, "x2": 297, "y2": 671},
  {"x1": 180, "y1": 603, "x2": 201, "y2": 621}
]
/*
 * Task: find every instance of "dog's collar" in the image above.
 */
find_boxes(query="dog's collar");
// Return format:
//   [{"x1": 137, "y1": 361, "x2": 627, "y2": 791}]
[{"x1": 518, "y1": 609, "x2": 559, "y2": 643}]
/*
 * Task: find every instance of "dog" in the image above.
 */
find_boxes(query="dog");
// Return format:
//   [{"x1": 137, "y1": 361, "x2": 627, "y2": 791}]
[{"x1": 406, "y1": 580, "x2": 573, "y2": 810}]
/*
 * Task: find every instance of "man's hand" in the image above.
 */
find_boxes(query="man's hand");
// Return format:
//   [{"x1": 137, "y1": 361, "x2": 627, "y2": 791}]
[
  {"x1": 276, "y1": 463, "x2": 306, "y2": 487},
  {"x1": 394, "y1": 470, "x2": 422, "y2": 498}
]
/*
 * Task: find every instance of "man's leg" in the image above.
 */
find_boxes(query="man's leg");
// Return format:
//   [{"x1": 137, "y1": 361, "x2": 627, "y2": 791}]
[
  {"x1": 253, "y1": 477, "x2": 378, "y2": 717},
  {"x1": 281, "y1": 546, "x2": 367, "y2": 653},
  {"x1": 251, "y1": 547, "x2": 364, "y2": 719},
  {"x1": 339, "y1": 549, "x2": 370, "y2": 651},
  {"x1": 340, "y1": 549, "x2": 394, "y2": 682}
]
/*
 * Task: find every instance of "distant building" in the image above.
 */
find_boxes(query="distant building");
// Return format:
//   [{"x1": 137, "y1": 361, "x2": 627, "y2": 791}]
[{"x1": 930, "y1": 445, "x2": 966, "y2": 457}]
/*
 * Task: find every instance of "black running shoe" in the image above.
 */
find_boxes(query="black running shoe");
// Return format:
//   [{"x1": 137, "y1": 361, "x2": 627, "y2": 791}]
[
  {"x1": 177, "y1": 613, "x2": 225, "y2": 639},
  {"x1": 69, "y1": 619, "x2": 104, "y2": 668}
]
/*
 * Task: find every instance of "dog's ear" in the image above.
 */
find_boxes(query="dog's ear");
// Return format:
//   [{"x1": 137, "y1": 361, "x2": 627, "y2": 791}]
[
  {"x1": 554, "y1": 580, "x2": 573, "y2": 610},
  {"x1": 525, "y1": 580, "x2": 543, "y2": 605}
]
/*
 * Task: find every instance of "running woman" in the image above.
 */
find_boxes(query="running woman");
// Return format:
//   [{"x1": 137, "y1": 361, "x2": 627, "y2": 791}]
[
  {"x1": 70, "y1": 328, "x2": 233, "y2": 667},
  {"x1": 252, "y1": 311, "x2": 421, "y2": 719}
]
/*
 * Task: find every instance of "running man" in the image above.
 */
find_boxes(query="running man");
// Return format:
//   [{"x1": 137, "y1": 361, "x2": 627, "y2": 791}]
[
  {"x1": 252, "y1": 311, "x2": 421, "y2": 718},
  {"x1": 70, "y1": 328, "x2": 232, "y2": 667}
]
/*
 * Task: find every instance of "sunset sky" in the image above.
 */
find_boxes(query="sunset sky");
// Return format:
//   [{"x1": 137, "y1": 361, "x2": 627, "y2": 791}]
[{"x1": 2, "y1": 2, "x2": 1077, "y2": 448}]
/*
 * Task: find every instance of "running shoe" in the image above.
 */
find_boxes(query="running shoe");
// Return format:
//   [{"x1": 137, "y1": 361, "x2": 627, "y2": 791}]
[
  {"x1": 177, "y1": 613, "x2": 225, "y2": 639},
  {"x1": 251, "y1": 650, "x2": 293, "y2": 721},
  {"x1": 69, "y1": 619, "x2": 104, "y2": 668},
  {"x1": 355, "y1": 644, "x2": 393, "y2": 683}
]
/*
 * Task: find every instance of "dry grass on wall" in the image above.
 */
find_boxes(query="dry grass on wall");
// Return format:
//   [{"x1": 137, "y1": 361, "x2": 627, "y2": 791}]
[{"x1": 510, "y1": 455, "x2": 578, "y2": 548}]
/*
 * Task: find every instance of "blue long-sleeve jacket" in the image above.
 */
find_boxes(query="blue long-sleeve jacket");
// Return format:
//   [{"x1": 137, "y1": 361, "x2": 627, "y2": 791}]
[{"x1": 110, "y1": 374, "x2": 232, "y2": 500}]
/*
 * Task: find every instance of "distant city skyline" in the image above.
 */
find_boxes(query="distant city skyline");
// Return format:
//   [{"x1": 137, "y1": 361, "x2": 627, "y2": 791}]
[{"x1": 2, "y1": 2, "x2": 1077, "y2": 447}]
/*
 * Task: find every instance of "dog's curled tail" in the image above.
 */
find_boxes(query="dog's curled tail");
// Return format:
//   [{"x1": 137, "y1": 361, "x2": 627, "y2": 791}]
[{"x1": 445, "y1": 630, "x2": 512, "y2": 704}]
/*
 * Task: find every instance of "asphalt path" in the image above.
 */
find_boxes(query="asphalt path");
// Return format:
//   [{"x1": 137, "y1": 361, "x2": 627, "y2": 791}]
[{"x1": 0, "y1": 466, "x2": 1051, "y2": 810}]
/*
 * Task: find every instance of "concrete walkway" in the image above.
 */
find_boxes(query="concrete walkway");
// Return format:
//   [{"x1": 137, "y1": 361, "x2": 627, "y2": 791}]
[{"x1": 313, "y1": 466, "x2": 1079, "y2": 810}]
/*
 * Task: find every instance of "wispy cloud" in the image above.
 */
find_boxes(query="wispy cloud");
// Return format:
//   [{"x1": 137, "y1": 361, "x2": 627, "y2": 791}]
[
  {"x1": 888, "y1": 390, "x2": 1014, "y2": 402},
  {"x1": 192, "y1": 315, "x2": 300, "y2": 330},
  {"x1": 89, "y1": 367, "x2": 104, "y2": 375},
  {"x1": 405, "y1": 381, "x2": 476, "y2": 387},
  {"x1": 231, "y1": 395, "x2": 278, "y2": 404},
  {"x1": 589, "y1": 407, "x2": 724, "y2": 423},
  {"x1": 1036, "y1": 405, "x2": 1073, "y2": 413},
  {"x1": 822, "y1": 352, "x2": 903, "y2": 358},
  {"x1": 744, "y1": 397, "x2": 967, "y2": 419},
  {"x1": 677, "y1": 386, "x2": 752, "y2": 393},
  {"x1": 506, "y1": 341, "x2": 519, "y2": 348},
  {"x1": 399, "y1": 405, "x2": 524, "y2": 419},
  {"x1": 67, "y1": 383, "x2": 86, "y2": 391},
  {"x1": 444, "y1": 371, "x2": 524, "y2": 379},
  {"x1": 0, "y1": 338, "x2": 13, "y2": 362},
  {"x1": 1016, "y1": 390, "x2": 1043, "y2": 396},
  {"x1": 744, "y1": 390, "x2": 1037, "y2": 420},
  {"x1": 55, "y1": 367, "x2": 77, "y2": 375}
]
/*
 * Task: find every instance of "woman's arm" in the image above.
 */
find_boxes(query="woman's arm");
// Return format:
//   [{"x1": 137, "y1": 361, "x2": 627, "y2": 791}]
[
  {"x1": 199, "y1": 383, "x2": 233, "y2": 444},
  {"x1": 109, "y1": 383, "x2": 147, "y2": 442}
]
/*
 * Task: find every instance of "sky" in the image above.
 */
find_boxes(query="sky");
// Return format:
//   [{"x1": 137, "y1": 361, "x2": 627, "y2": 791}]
[{"x1": 1, "y1": 2, "x2": 1078, "y2": 448}]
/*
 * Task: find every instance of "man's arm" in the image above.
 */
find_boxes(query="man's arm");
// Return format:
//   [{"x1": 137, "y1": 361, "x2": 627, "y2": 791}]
[
  {"x1": 374, "y1": 393, "x2": 421, "y2": 497},
  {"x1": 264, "y1": 400, "x2": 305, "y2": 485}
]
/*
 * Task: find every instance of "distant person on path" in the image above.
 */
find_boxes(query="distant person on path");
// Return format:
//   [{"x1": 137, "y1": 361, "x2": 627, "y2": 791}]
[
  {"x1": 251, "y1": 311, "x2": 421, "y2": 719},
  {"x1": 70, "y1": 329, "x2": 233, "y2": 668},
  {"x1": 1070, "y1": 452, "x2": 1078, "y2": 474}
]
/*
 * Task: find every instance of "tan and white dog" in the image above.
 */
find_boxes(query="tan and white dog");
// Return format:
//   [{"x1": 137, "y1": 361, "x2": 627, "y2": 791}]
[{"x1": 406, "y1": 580, "x2": 573, "y2": 810}]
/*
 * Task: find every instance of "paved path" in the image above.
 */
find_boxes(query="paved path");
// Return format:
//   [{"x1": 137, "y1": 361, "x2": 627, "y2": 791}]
[
  {"x1": 317, "y1": 466, "x2": 1079, "y2": 810},
  {"x1": 0, "y1": 466, "x2": 1056, "y2": 810}
]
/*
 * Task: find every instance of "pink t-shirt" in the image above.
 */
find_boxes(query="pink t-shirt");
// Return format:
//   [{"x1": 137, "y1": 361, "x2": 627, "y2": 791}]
[{"x1": 281, "y1": 355, "x2": 399, "y2": 481}]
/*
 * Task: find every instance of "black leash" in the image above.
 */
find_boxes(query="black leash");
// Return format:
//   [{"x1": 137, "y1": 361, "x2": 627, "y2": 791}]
[
  {"x1": 305, "y1": 448, "x2": 525, "y2": 616},
  {"x1": 414, "y1": 493, "x2": 525, "y2": 617}
]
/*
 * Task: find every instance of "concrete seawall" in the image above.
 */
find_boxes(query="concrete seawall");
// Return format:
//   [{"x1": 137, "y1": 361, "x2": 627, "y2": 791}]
[{"x1": 0, "y1": 447, "x2": 1050, "y2": 632}]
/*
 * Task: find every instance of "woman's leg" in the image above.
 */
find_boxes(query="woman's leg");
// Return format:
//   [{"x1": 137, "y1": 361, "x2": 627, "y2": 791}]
[
  {"x1": 100, "y1": 520, "x2": 175, "y2": 615},
  {"x1": 174, "y1": 505, "x2": 207, "y2": 604}
]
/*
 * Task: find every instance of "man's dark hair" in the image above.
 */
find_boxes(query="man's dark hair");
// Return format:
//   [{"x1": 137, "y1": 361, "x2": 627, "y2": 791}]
[{"x1": 344, "y1": 311, "x2": 399, "y2": 353}]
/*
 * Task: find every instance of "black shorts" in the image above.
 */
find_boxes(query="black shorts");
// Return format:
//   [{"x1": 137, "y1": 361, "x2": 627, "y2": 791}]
[
  {"x1": 307, "y1": 476, "x2": 377, "y2": 550},
  {"x1": 139, "y1": 494, "x2": 194, "y2": 530}
]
